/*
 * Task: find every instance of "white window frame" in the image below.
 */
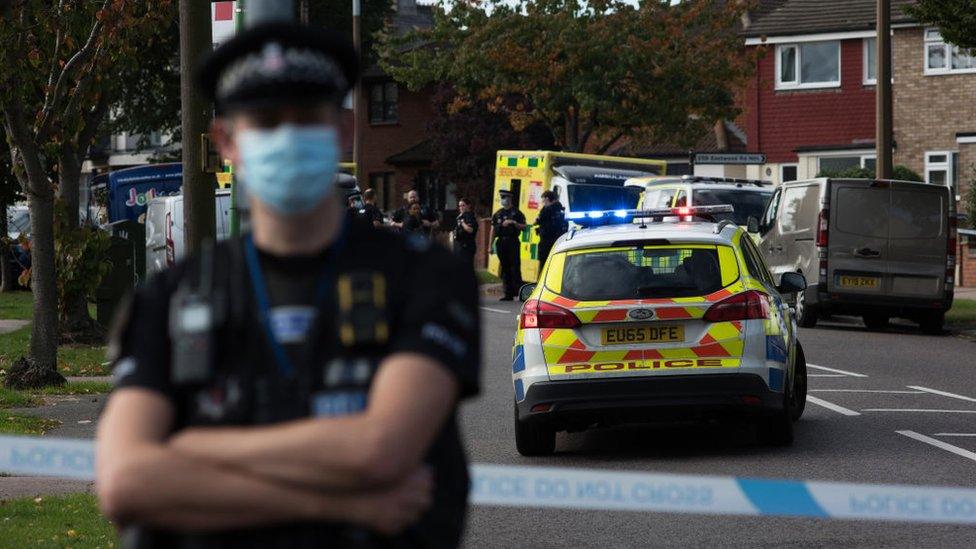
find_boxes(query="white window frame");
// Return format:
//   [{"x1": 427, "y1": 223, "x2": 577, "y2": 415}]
[
  {"x1": 780, "y1": 163, "x2": 799, "y2": 183},
  {"x1": 775, "y1": 41, "x2": 842, "y2": 90},
  {"x1": 925, "y1": 151, "x2": 955, "y2": 189},
  {"x1": 864, "y1": 37, "x2": 877, "y2": 85},
  {"x1": 814, "y1": 151, "x2": 876, "y2": 173},
  {"x1": 924, "y1": 28, "x2": 976, "y2": 76}
]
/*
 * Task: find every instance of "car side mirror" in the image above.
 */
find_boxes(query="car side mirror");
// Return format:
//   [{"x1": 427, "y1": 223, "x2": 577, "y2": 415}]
[
  {"x1": 518, "y1": 283, "x2": 537, "y2": 302},
  {"x1": 777, "y1": 272, "x2": 807, "y2": 295},
  {"x1": 747, "y1": 216, "x2": 760, "y2": 234}
]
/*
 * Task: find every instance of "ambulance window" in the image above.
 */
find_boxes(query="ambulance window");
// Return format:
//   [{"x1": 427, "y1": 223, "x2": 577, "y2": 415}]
[
  {"x1": 646, "y1": 187, "x2": 677, "y2": 209},
  {"x1": 674, "y1": 190, "x2": 687, "y2": 207}
]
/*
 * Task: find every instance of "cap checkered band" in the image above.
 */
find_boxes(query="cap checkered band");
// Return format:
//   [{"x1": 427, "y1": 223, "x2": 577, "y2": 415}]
[{"x1": 216, "y1": 42, "x2": 348, "y2": 101}]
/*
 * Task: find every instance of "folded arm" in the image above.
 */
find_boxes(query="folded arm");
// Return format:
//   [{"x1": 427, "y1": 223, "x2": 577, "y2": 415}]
[
  {"x1": 97, "y1": 388, "x2": 430, "y2": 533},
  {"x1": 169, "y1": 352, "x2": 459, "y2": 490}
]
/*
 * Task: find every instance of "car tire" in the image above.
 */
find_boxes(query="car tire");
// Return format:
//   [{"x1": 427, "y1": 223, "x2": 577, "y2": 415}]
[
  {"x1": 790, "y1": 342, "x2": 807, "y2": 422},
  {"x1": 795, "y1": 290, "x2": 817, "y2": 328},
  {"x1": 918, "y1": 311, "x2": 945, "y2": 336},
  {"x1": 758, "y1": 377, "x2": 795, "y2": 447},
  {"x1": 862, "y1": 313, "x2": 890, "y2": 331},
  {"x1": 514, "y1": 403, "x2": 556, "y2": 456}
]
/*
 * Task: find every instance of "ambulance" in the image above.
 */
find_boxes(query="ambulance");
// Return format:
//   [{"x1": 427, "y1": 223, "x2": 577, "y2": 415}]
[{"x1": 489, "y1": 151, "x2": 670, "y2": 283}]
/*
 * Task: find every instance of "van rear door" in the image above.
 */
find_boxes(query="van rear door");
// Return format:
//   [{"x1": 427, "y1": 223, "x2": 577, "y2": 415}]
[
  {"x1": 828, "y1": 181, "x2": 890, "y2": 296},
  {"x1": 885, "y1": 182, "x2": 947, "y2": 299}
]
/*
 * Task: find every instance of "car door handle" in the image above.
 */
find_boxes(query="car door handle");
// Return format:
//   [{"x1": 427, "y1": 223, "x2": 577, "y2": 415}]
[{"x1": 854, "y1": 247, "x2": 881, "y2": 258}]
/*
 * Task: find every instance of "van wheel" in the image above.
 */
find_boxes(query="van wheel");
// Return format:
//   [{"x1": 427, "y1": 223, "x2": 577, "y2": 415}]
[
  {"x1": 795, "y1": 290, "x2": 817, "y2": 328},
  {"x1": 790, "y1": 343, "x2": 807, "y2": 422},
  {"x1": 515, "y1": 404, "x2": 556, "y2": 456},
  {"x1": 918, "y1": 311, "x2": 945, "y2": 335},
  {"x1": 862, "y1": 313, "x2": 890, "y2": 331}
]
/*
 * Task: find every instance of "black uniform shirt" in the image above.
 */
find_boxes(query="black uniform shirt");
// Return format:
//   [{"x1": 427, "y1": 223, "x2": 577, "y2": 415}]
[
  {"x1": 535, "y1": 202, "x2": 566, "y2": 241},
  {"x1": 491, "y1": 207, "x2": 526, "y2": 240},
  {"x1": 111, "y1": 218, "x2": 481, "y2": 549},
  {"x1": 453, "y1": 212, "x2": 478, "y2": 246},
  {"x1": 362, "y1": 203, "x2": 384, "y2": 226}
]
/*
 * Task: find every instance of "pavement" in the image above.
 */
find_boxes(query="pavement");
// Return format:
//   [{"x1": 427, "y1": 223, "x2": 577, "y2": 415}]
[
  {"x1": 956, "y1": 286, "x2": 976, "y2": 300},
  {"x1": 4, "y1": 299, "x2": 976, "y2": 546},
  {"x1": 0, "y1": 319, "x2": 28, "y2": 334}
]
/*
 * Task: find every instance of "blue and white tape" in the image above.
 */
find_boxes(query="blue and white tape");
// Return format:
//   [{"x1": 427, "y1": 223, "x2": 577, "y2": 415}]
[{"x1": 3, "y1": 435, "x2": 976, "y2": 525}]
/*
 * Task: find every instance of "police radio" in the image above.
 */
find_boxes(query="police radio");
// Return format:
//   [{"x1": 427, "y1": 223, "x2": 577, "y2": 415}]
[{"x1": 169, "y1": 241, "x2": 225, "y2": 384}]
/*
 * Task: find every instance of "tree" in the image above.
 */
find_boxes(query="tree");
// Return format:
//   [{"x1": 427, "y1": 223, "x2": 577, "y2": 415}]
[
  {"x1": 0, "y1": 0, "x2": 175, "y2": 386},
  {"x1": 1, "y1": 128, "x2": 23, "y2": 292},
  {"x1": 907, "y1": 1, "x2": 976, "y2": 49},
  {"x1": 428, "y1": 85, "x2": 554, "y2": 212},
  {"x1": 378, "y1": 0, "x2": 755, "y2": 154}
]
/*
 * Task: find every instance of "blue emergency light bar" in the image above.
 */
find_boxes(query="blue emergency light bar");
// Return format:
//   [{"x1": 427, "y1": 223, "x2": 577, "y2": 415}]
[{"x1": 567, "y1": 205, "x2": 735, "y2": 226}]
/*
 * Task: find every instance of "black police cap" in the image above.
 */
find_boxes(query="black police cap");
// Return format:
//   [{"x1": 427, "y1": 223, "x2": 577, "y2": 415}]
[{"x1": 196, "y1": 23, "x2": 359, "y2": 113}]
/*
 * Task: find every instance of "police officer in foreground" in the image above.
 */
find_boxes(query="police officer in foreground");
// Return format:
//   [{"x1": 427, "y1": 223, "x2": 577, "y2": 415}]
[
  {"x1": 452, "y1": 198, "x2": 477, "y2": 266},
  {"x1": 96, "y1": 23, "x2": 480, "y2": 549},
  {"x1": 491, "y1": 190, "x2": 526, "y2": 301},
  {"x1": 534, "y1": 190, "x2": 566, "y2": 269}
]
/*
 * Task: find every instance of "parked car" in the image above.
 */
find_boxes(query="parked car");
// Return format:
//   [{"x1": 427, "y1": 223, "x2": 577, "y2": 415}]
[
  {"x1": 755, "y1": 178, "x2": 955, "y2": 334},
  {"x1": 626, "y1": 176, "x2": 773, "y2": 228}
]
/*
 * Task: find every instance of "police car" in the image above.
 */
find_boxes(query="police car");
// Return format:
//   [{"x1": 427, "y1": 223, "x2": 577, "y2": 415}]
[{"x1": 512, "y1": 205, "x2": 808, "y2": 455}]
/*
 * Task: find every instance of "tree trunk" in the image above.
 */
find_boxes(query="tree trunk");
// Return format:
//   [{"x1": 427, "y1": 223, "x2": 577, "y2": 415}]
[
  {"x1": 28, "y1": 190, "x2": 60, "y2": 373},
  {"x1": 57, "y1": 144, "x2": 101, "y2": 341},
  {"x1": 0, "y1": 194, "x2": 10, "y2": 292},
  {"x1": 58, "y1": 144, "x2": 81, "y2": 228}
]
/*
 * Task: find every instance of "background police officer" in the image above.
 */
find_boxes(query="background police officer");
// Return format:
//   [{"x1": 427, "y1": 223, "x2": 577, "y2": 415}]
[
  {"x1": 534, "y1": 190, "x2": 566, "y2": 269},
  {"x1": 96, "y1": 23, "x2": 480, "y2": 549},
  {"x1": 453, "y1": 198, "x2": 477, "y2": 266},
  {"x1": 491, "y1": 190, "x2": 526, "y2": 301}
]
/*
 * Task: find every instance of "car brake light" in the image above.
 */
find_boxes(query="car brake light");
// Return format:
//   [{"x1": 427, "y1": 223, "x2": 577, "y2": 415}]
[
  {"x1": 947, "y1": 214, "x2": 957, "y2": 287},
  {"x1": 520, "y1": 299, "x2": 582, "y2": 329},
  {"x1": 703, "y1": 290, "x2": 770, "y2": 322},
  {"x1": 816, "y1": 209, "x2": 829, "y2": 247}
]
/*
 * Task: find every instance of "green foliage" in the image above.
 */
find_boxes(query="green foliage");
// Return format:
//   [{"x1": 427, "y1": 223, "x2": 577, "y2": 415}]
[
  {"x1": 946, "y1": 298, "x2": 976, "y2": 327},
  {"x1": 0, "y1": 494, "x2": 116, "y2": 547},
  {"x1": 1, "y1": 324, "x2": 109, "y2": 377},
  {"x1": 0, "y1": 291, "x2": 32, "y2": 320},
  {"x1": 965, "y1": 164, "x2": 976, "y2": 230},
  {"x1": 0, "y1": 386, "x2": 39, "y2": 408},
  {"x1": 53, "y1": 201, "x2": 111, "y2": 321},
  {"x1": 816, "y1": 165, "x2": 924, "y2": 182},
  {"x1": 0, "y1": 412, "x2": 59, "y2": 435},
  {"x1": 377, "y1": 0, "x2": 755, "y2": 153},
  {"x1": 906, "y1": 1, "x2": 976, "y2": 50}
]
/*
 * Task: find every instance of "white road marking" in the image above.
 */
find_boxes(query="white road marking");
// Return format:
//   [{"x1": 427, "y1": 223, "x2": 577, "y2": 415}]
[
  {"x1": 807, "y1": 363, "x2": 868, "y2": 378},
  {"x1": 933, "y1": 433, "x2": 976, "y2": 437},
  {"x1": 806, "y1": 396, "x2": 861, "y2": 416},
  {"x1": 480, "y1": 306, "x2": 511, "y2": 314},
  {"x1": 907, "y1": 386, "x2": 976, "y2": 404},
  {"x1": 809, "y1": 389, "x2": 925, "y2": 394},
  {"x1": 808, "y1": 374, "x2": 846, "y2": 378},
  {"x1": 863, "y1": 409, "x2": 976, "y2": 414},
  {"x1": 896, "y1": 430, "x2": 976, "y2": 463}
]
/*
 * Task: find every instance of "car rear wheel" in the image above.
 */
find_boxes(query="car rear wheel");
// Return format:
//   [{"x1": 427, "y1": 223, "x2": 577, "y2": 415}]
[
  {"x1": 862, "y1": 313, "x2": 890, "y2": 331},
  {"x1": 918, "y1": 311, "x2": 945, "y2": 335},
  {"x1": 795, "y1": 290, "x2": 817, "y2": 328},
  {"x1": 514, "y1": 403, "x2": 556, "y2": 456},
  {"x1": 790, "y1": 342, "x2": 807, "y2": 422}
]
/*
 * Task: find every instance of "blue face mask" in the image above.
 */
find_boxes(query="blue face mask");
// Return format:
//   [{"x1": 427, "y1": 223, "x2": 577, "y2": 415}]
[{"x1": 237, "y1": 125, "x2": 340, "y2": 215}]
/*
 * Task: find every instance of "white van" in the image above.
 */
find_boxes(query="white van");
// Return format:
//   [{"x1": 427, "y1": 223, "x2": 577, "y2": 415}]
[
  {"x1": 146, "y1": 190, "x2": 234, "y2": 277},
  {"x1": 756, "y1": 178, "x2": 955, "y2": 333}
]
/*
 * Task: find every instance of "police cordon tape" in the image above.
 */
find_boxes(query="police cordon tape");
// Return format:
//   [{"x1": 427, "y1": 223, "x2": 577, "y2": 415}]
[{"x1": 4, "y1": 434, "x2": 976, "y2": 525}]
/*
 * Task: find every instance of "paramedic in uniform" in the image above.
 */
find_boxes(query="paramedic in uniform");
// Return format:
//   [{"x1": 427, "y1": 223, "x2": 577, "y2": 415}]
[
  {"x1": 95, "y1": 23, "x2": 481, "y2": 549},
  {"x1": 491, "y1": 190, "x2": 526, "y2": 301}
]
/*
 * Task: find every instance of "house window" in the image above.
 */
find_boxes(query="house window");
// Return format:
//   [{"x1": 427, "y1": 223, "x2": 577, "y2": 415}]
[
  {"x1": 368, "y1": 82, "x2": 398, "y2": 124},
  {"x1": 817, "y1": 154, "x2": 876, "y2": 175},
  {"x1": 925, "y1": 29, "x2": 976, "y2": 75},
  {"x1": 864, "y1": 37, "x2": 878, "y2": 84},
  {"x1": 776, "y1": 41, "x2": 841, "y2": 90},
  {"x1": 780, "y1": 164, "x2": 799, "y2": 182},
  {"x1": 925, "y1": 151, "x2": 957, "y2": 194}
]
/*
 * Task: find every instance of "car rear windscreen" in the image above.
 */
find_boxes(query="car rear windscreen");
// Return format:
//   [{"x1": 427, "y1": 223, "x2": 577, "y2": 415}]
[
  {"x1": 561, "y1": 246, "x2": 733, "y2": 301},
  {"x1": 567, "y1": 184, "x2": 642, "y2": 213},
  {"x1": 693, "y1": 189, "x2": 772, "y2": 225}
]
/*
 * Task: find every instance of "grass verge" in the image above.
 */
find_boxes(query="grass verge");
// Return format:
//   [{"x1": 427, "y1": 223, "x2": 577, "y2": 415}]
[
  {"x1": 476, "y1": 269, "x2": 501, "y2": 285},
  {"x1": 947, "y1": 298, "x2": 976, "y2": 328},
  {"x1": 0, "y1": 387, "x2": 40, "y2": 408},
  {"x1": 0, "y1": 494, "x2": 117, "y2": 548},
  {"x1": 0, "y1": 327, "x2": 108, "y2": 377},
  {"x1": 0, "y1": 291, "x2": 33, "y2": 320},
  {"x1": 0, "y1": 413, "x2": 60, "y2": 435},
  {"x1": 0, "y1": 382, "x2": 112, "y2": 412}
]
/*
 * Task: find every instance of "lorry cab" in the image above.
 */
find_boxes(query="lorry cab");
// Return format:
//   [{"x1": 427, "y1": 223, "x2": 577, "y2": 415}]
[{"x1": 757, "y1": 178, "x2": 955, "y2": 333}]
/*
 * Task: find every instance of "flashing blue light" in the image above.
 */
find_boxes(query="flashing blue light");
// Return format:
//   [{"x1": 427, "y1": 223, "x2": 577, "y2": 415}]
[
  {"x1": 566, "y1": 212, "x2": 586, "y2": 220},
  {"x1": 587, "y1": 211, "x2": 604, "y2": 219},
  {"x1": 614, "y1": 210, "x2": 629, "y2": 218}
]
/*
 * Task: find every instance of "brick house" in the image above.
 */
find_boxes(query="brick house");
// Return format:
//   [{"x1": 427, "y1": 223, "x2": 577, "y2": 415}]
[
  {"x1": 355, "y1": 0, "x2": 454, "y2": 216},
  {"x1": 741, "y1": 0, "x2": 976, "y2": 287}
]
